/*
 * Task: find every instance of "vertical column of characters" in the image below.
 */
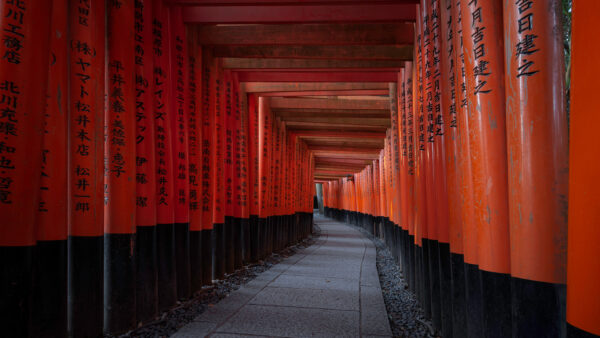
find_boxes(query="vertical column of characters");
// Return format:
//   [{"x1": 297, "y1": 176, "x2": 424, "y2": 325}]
[
  {"x1": 258, "y1": 96, "x2": 271, "y2": 258},
  {"x1": 212, "y1": 59, "x2": 225, "y2": 279},
  {"x1": 271, "y1": 119, "x2": 281, "y2": 251},
  {"x1": 504, "y1": 0, "x2": 569, "y2": 335},
  {"x1": 372, "y1": 159, "x2": 380, "y2": 235},
  {"x1": 439, "y1": 1, "x2": 467, "y2": 336},
  {"x1": 32, "y1": 0, "x2": 68, "y2": 336},
  {"x1": 453, "y1": 1, "x2": 483, "y2": 336},
  {"x1": 223, "y1": 70, "x2": 235, "y2": 273},
  {"x1": 187, "y1": 27, "x2": 204, "y2": 291},
  {"x1": 152, "y1": 0, "x2": 177, "y2": 311},
  {"x1": 567, "y1": 1, "x2": 600, "y2": 336},
  {"x1": 414, "y1": 5, "x2": 430, "y2": 311},
  {"x1": 105, "y1": 0, "x2": 137, "y2": 333},
  {"x1": 134, "y1": 0, "x2": 158, "y2": 324},
  {"x1": 420, "y1": 0, "x2": 441, "y2": 327},
  {"x1": 232, "y1": 74, "x2": 246, "y2": 267},
  {"x1": 169, "y1": 6, "x2": 191, "y2": 300},
  {"x1": 247, "y1": 93, "x2": 260, "y2": 262},
  {"x1": 66, "y1": 1, "x2": 105, "y2": 336},
  {"x1": 397, "y1": 69, "x2": 409, "y2": 282},
  {"x1": 404, "y1": 62, "x2": 417, "y2": 293},
  {"x1": 200, "y1": 48, "x2": 215, "y2": 285},
  {"x1": 459, "y1": 0, "x2": 512, "y2": 334},
  {"x1": 389, "y1": 83, "x2": 401, "y2": 234},
  {"x1": 428, "y1": 0, "x2": 452, "y2": 335}
]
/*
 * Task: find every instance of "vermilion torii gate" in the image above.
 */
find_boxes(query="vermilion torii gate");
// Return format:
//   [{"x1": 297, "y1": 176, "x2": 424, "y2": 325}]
[{"x1": 0, "y1": 1, "x2": 598, "y2": 337}]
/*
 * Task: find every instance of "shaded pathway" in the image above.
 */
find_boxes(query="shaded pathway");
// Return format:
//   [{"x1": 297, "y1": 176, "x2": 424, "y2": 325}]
[{"x1": 173, "y1": 214, "x2": 391, "y2": 337}]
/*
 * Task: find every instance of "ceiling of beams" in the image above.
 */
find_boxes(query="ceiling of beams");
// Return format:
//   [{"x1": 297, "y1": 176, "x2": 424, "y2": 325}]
[{"x1": 170, "y1": 0, "x2": 417, "y2": 181}]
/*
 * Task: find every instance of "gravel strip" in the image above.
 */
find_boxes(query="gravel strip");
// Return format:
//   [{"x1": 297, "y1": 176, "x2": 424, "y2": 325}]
[
  {"x1": 347, "y1": 221, "x2": 437, "y2": 338},
  {"x1": 106, "y1": 225, "x2": 321, "y2": 338}
]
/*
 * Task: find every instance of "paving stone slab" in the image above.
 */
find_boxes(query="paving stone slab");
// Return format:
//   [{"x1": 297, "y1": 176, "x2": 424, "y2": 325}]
[
  {"x1": 270, "y1": 274, "x2": 359, "y2": 292},
  {"x1": 215, "y1": 304, "x2": 360, "y2": 337},
  {"x1": 360, "y1": 285, "x2": 393, "y2": 337},
  {"x1": 249, "y1": 285, "x2": 359, "y2": 311}
]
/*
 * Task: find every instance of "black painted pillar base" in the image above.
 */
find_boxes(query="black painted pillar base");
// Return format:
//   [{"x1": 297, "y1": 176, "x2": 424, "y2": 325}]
[
  {"x1": 257, "y1": 217, "x2": 266, "y2": 260},
  {"x1": 190, "y1": 229, "x2": 203, "y2": 293},
  {"x1": 512, "y1": 276, "x2": 566, "y2": 337},
  {"x1": 157, "y1": 223, "x2": 177, "y2": 312},
  {"x1": 429, "y1": 239, "x2": 442, "y2": 329},
  {"x1": 174, "y1": 222, "x2": 191, "y2": 300},
  {"x1": 213, "y1": 223, "x2": 225, "y2": 280},
  {"x1": 422, "y1": 238, "x2": 432, "y2": 319},
  {"x1": 241, "y1": 217, "x2": 251, "y2": 264},
  {"x1": 481, "y1": 269, "x2": 512, "y2": 338},
  {"x1": 567, "y1": 323, "x2": 599, "y2": 338},
  {"x1": 68, "y1": 236, "x2": 103, "y2": 337},
  {"x1": 1, "y1": 245, "x2": 33, "y2": 338},
  {"x1": 104, "y1": 233, "x2": 136, "y2": 334},
  {"x1": 450, "y1": 252, "x2": 467, "y2": 338},
  {"x1": 136, "y1": 226, "x2": 158, "y2": 324},
  {"x1": 465, "y1": 262, "x2": 485, "y2": 338},
  {"x1": 32, "y1": 240, "x2": 68, "y2": 337},
  {"x1": 223, "y1": 216, "x2": 235, "y2": 274},
  {"x1": 201, "y1": 228, "x2": 213, "y2": 285},
  {"x1": 233, "y1": 217, "x2": 243, "y2": 270},
  {"x1": 249, "y1": 216, "x2": 259, "y2": 263},
  {"x1": 408, "y1": 234, "x2": 415, "y2": 292},
  {"x1": 438, "y1": 242, "x2": 453, "y2": 338}
]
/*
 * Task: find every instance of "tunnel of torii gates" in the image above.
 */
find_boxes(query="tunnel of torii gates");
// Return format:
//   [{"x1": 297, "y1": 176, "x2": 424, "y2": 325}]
[{"x1": 0, "y1": 0, "x2": 599, "y2": 337}]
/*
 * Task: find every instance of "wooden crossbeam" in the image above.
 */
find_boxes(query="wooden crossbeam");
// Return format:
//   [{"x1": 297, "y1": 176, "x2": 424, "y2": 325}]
[
  {"x1": 280, "y1": 117, "x2": 391, "y2": 127},
  {"x1": 242, "y1": 82, "x2": 388, "y2": 93},
  {"x1": 236, "y1": 71, "x2": 397, "y2": 82},
  {"x1": 290, "y1": 130, "x2": 386, "y2": 139},
  {"x1": 182, "y1": 4, "x2": 416, "y2": 24},
  {"x1": 270, "y1": 97, "x2": 390, "y2": 110},
  {"x1": 259, "y1": 89, "x2": 389, "y2": 97},
  {"x1": 222, "y1": 58, "x2": 405, "y2": 69},
  {"x1": 213, "y1": 45, "x2": 413, "y2": 60},
  {"x1": 195, "y1": 23, "x2": 414, "y2": 45}
]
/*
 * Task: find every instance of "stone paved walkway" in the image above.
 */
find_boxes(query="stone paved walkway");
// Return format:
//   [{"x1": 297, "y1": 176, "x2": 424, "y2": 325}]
[{"x1": 173, "y1": 214, "x2": 392, "y2": 338}]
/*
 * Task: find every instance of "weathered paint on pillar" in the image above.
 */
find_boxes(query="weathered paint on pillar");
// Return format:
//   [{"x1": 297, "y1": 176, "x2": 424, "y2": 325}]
[
  {"x1": 67, "y1": 0, "x2": 105, "y2": 335},
  {"x1": 32, "y1": 0, "x2": 68, "y2": 335},
  {"x1": 567, "y1": 1, "x2": 600, "y2": 336},
  {"x1": 134, "y1": 0, "x2": 158, "y2": 325},
  {"x1": 504, "y1": 0, "x2": 568, "y2": 336},
  {"x1": 459, "y1": 0, "x2": 512, "y2": 335},
  {"x1": 153, "y1": 0, "x2": 177, "y2": 311}
]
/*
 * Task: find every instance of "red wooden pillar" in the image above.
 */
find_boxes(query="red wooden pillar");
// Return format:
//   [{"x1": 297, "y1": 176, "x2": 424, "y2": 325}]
[
  {"x1": 105, "y1": 0, "x2": 137, "y2": 333},
  {"x1": 404, "y1": 61, "x2": 417, "y2": 295},
  {"x1": 223, "y1": 70, "x2": 235, "y2": 273},
  {"x1": 187, "y1": 27, "x2": 204, "y2": 291},
  {"x1": 66, "y1": 1, "x2": 105, "y2": 336},
  {"x1": 169, "y1": 6, "x2": 191, "y2": 299},
  {"x1": 430, "y1": 0, "x2": 453, "y2": 334},
  {"x1": 153, "y1": 0, "x2": 177, "y2": 310},
  {"x1": 200, "y1": 48, "x2": 215, "y2": 285},
  {"x1": 213, "y1": 59, "x2": 226, "y2": 279},
  {"x1": 32, "y1": 0, "x2": 68, "y2": 335},
  {"x1": 440, "y1": 0, "x2": 467, "y2": 335},
  {"x1": 134, "y1": 0, "x2": 158, "y2": 324},
  {"x1": 234, "y1": 75, "x2": 250, "y2": 265},
  {"x1": 453, "y1": 1, "x2": 484, "y2": 336},
  {"x1": 414, "y1": 4, "x2": 432, "y2": 317},
  {"x1": 389, "y1": 82, "x2": 401, "y2": 265},
  {"x1": 460, "y1": 0, "x2": 512, "y2": 335},
  {"x1": 503, "y1": 0, "x2": 568, "y2": 336},
  {"x1": 247, "y1": 93, "x2": 260, "y2": 262},
  {"x1": 0, "y1": 0, "x2": 53, "y2": 331},
  {"x1": 258, "y1": 96, "x2": 272, "y2": 259},
  {"x1": 567, "y1": 2, "x2": 600, "y2": 336}
]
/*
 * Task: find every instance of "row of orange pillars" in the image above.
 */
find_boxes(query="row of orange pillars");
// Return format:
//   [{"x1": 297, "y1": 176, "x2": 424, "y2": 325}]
[
  {"x1": 322, "y1": 1, "x2": 600, "y2": 337},
  {"x1": 0, "y1": 1, "x2": 316, "y2": 337}
]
